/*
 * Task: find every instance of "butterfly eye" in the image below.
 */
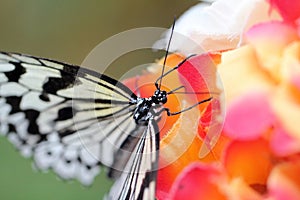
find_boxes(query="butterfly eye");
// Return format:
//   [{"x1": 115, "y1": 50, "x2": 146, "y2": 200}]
[{"x1": 161, "y1": 96, "x2": 167, "y2": 104}]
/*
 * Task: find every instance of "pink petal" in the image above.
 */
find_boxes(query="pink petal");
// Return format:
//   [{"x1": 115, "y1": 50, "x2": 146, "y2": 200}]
[
  {"x1": 268, "y1": 161, "x2": 300, "y2": 199},
  {"x1": 224, "y1": 92, "x2": 275, "y2": 140},
  {"x1": 268, "y1": 0, "x2": 300, "y2": 24},
  {"x1": 270, "y1": 125, "x2": 300, "y2": 156},
  {"x1": 198, "y1": 98, "x2": 221, "y2": 139},
  {"x1": 169, "y1": 163, "x2": 226, "y2": 200},
  {"x1": 199, "y1": 99, "x2": 221, "y2": 126},
  {"x1": 246, "y1": 21, "x2": 298, "y2": 72},
  {"x1": 291, "y1": 75, "x2": 300, "y2": 91},
  {"x1": 177, "y1": 53, "x2": 220, "y2": 103},
  {"x1": 246, "y1": 21, "x2": 298, "y2": 41}
]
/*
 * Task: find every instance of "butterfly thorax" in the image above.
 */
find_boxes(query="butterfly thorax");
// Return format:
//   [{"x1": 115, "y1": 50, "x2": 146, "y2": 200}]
[{"x1": 133, "y1": 89, "x2": 167, "y2": 125}]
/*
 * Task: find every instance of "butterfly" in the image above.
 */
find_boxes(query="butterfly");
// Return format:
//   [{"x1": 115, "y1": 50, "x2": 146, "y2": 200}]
[{"x1": 0, "y1": 25, "x2": 212, "y2": 200}]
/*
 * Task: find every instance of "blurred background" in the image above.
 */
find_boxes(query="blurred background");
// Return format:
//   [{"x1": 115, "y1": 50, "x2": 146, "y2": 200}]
[{"x1": 0, "y1": 1, "x2": 199, "y2": 199}]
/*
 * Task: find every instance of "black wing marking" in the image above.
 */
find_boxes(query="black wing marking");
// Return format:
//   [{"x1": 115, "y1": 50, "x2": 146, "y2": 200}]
[
  {"x1": 107, "y1": 118, "x2": 159, "y2": 200},
  {"x1": 0, "y1": 51, "x2": 140, "y2": 185}
]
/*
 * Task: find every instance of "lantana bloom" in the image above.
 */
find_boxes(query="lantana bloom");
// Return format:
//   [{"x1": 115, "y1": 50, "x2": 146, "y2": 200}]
[{"x1": 126, "y1": 0, "x2": 300, "y2": 199}]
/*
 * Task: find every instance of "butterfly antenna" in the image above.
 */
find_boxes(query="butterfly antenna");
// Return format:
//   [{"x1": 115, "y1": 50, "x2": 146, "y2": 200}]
[
  {"x1": 167, "y1": 85, "x2": 185, "y2": 95},
  {"x1": 156, "y1": 17, "x2": 176, "y2": 90},
  {"x1": 171, "y1": 91, "x2": 220, "y2": 95}
]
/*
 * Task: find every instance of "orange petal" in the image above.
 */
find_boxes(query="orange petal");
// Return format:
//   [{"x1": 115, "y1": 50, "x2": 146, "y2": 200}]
[
  {"x1": 157, "y1": 101, "x2": 221, "y2": 197},
  {"x1": 157, "y1": 101, "x2": 201, "y2": 197},
  {"x1": 223, "y1": 139, "x2": 273, "y2": 186}
]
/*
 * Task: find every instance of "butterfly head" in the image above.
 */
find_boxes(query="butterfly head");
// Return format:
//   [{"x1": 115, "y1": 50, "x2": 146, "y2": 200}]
[{"x1": 152, "y1": 89, "x2": 167, "y2": 105}]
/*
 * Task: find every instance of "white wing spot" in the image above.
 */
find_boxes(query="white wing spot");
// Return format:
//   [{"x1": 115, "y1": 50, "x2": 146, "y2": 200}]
[
  {"x1": 77, "y1": 165, "x2": 100, "y2": 186},
  {"x1": 0, "y1": 82, "x2": 28, "y2": 96},
  {"x1": 0, "y1": 123, "x2": 8, "y2": 136},
  {"x1": 34, "y1": 143, "x2": 64, "y2": 170},
  {"x1": 47, "y1": 133, "x2": 60, "y2": 142},
  {"x1": 40, "y1": 59, "x2": 64, "y2": 70},
  {"x1": 0, "y1": 73, "x2": 8, "y2": 83},
  {"x1": 0, "y1": 63, "x2": 15, "y2": 72},
  {"x1": 20, "y1": 145, "x2": 33, "y2": 158},
  {"x1": 0, "y1": 54, "x2": 19, "y2": 62},
  {"x1": 8, "y1": 112, "x2": 25, "y2": 124},
  {"x1": 0, "y1": 101, "x2": 11, "y2": 121},
  {"x1": 16, "y1": 120, "x2": 29, "y2": 140},
  {"x1": 80, "y1": 144, "x2": 100, "y2": 166},
  {"x1": 20, "y1": 91, "x2": 64, "y2": 110},
  {"x1": 19, "y1": 63, "x2": 61, "y2": 91},
  {"x1": 8, "y1": 133, "x2": 22, "y2": 147},
  {"x1": 53, "y1": 158, "x2": 78, "y2": 179},
  {"x1": 12, "y1": 54, "x2": 41, "y2": 65}
]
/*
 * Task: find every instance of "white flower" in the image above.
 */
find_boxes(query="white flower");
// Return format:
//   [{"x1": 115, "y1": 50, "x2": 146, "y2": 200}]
[{"x1": 154, "y1": 0, "x2": 280, "y2": 55}]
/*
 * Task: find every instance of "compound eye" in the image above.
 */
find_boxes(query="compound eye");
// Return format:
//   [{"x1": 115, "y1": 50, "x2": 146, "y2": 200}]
[{"x1": 162, "y1": 96, "x2": 167, "y2": 104}]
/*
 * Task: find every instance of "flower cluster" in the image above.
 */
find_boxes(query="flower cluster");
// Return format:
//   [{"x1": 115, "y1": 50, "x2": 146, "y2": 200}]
[{"x1": 126, "y1": 0, "x2": 300, "y2": 199}]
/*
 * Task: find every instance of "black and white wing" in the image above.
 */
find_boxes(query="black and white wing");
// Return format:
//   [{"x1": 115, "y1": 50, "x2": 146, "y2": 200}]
[
  {"x1": 107, "y1": 118, "x2": 159, "y2": 200},
  {"x1": 0, "y1": 51, "x2": 142, "y2": 185}
]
